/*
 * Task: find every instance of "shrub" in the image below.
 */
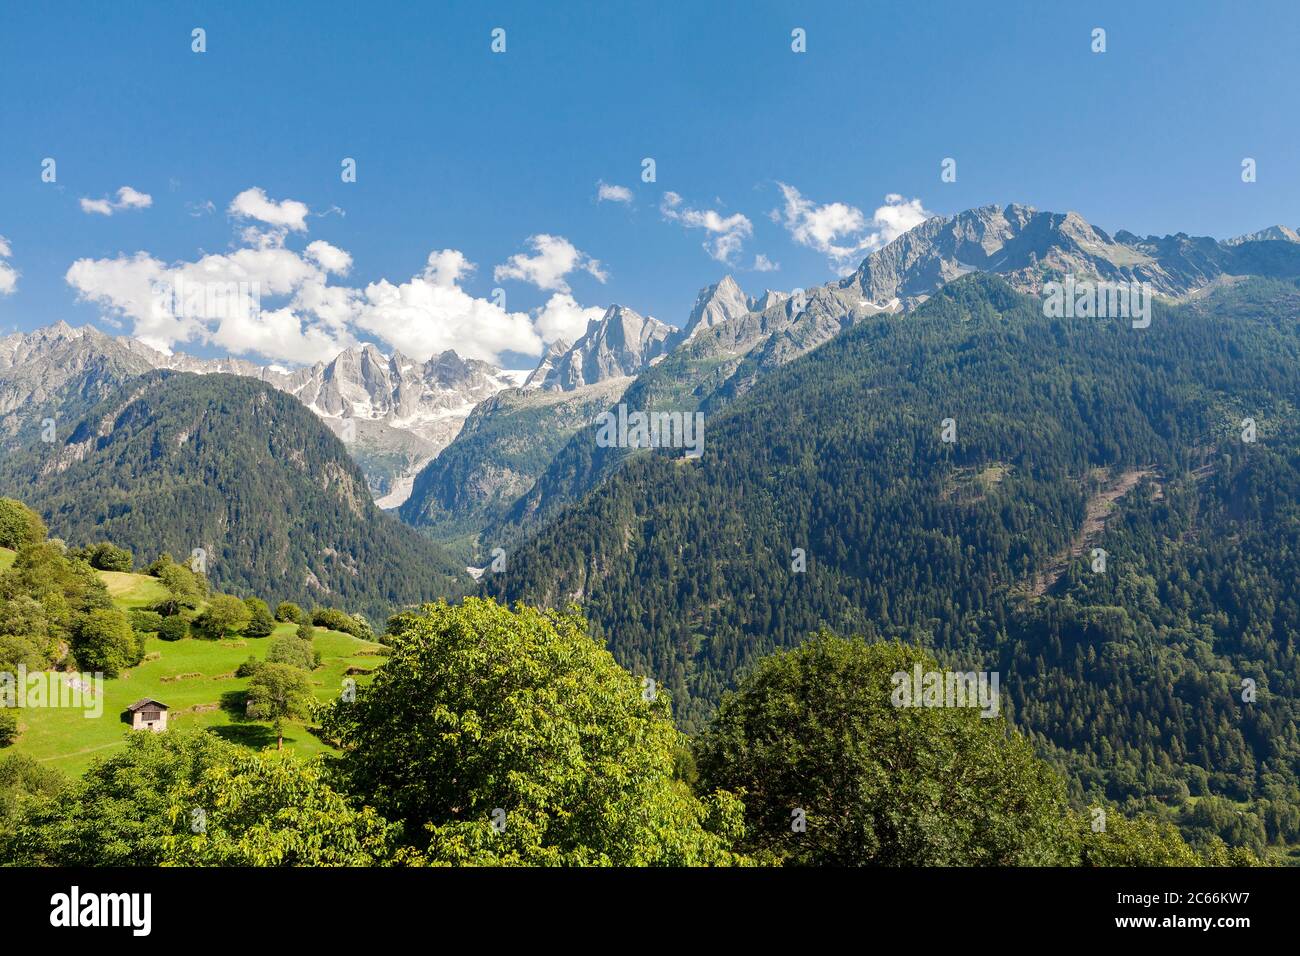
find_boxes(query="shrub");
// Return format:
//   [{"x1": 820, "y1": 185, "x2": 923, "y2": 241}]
[
  {"x1": 274, "y1": 602, "x2": 304, "y2": 624},
  {"x1": 128, "y1": 609, "x2": 164, "y2": 633},
  {"x1": 311, "y1": 606, "x2": 362, "y2": 636},
  {"x1": 156, "y1": 617, "x2": 188, "y2": 642},
  {"x1": 72, "y1": 542, "x2": 133, "y2": 572},
  {"x1": 0, "y1": 710, "x2": 17, "y2": 747}
]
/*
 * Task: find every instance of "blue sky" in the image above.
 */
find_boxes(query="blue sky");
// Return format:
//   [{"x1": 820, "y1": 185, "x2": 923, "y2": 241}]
[{"x1": 2, "y1": 0, "x2": 1298, "y2": 368}]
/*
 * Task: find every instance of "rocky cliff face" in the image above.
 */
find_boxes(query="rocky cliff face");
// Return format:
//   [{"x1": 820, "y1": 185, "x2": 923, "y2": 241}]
[
  {"x1": 530, "y1": 305, "x2": 674, "y2": 390},
  {"x1": 678, "y1": 275, "x2": 751, "y2": 343}
]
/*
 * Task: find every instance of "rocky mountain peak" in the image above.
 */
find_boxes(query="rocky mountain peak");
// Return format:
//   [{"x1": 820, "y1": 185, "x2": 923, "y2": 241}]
[
  {"x1": 1223, "y1": 224, "x2": 1300, "y2": 246},
  {"x1": 523, "y1": 338, "x2": 571, "y2": 389},
  {"x1": 535, "y1": 305, "x2": 674, "y2": 391},
  {"x1": 680, "y1": 275, "x2": 751, "y2": 343}
]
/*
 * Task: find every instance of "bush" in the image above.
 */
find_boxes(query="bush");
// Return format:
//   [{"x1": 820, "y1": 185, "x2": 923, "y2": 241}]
[
  {"x1": 156, "y1": 617, "x2": 188, "y2": 642},
  {"x1": 274, "y1": 602, "x2": 304, "y2": 624},
  {"x1": 296, "y1": 622, "x2": 316, "y2": 642},
  {"x1": 0, "y1": 710, "x2": 17, "y2": 747},
  {"x1": 235, "y1": 655, "x2": 261, "y2": 678},
  {"x1": 128, "y1": 609, "x2": 164, "y2": 633},
  {"x1": 311, "y1": 606, "x2": 362, "y2": 637},
  {"x1": 0, "y1": 499, "x2": 46, "y2": 551},
  {"x1": 72, "y1": 542, "x2": 133, "y2": 572}
]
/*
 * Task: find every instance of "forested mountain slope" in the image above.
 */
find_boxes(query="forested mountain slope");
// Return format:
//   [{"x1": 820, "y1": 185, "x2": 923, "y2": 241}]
[
  {"x1": 484, "y1": 275, "x2": 1300, "y2": 850},
  {"x1": 0, "y1": 371, "x2": 466, "y2": 621}
]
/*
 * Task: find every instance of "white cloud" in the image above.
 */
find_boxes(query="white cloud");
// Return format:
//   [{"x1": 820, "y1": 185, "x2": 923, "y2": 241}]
[
  {"x1": 229, "y1": 187, "x2": 309, "y2": 232},
  {"x1": 493, "y1": 234, "x2": 607, "y2": 293},
  {"x1": 356, "y1": 249, "x2": 541, "y2": 364},
  {"x1": 773, "y1": 184, "x2": 930, "y2": 274},
  {"x1": 597, "y1": 181, "x2": 633, "y2": 203},
  {"x1": 305, "y1": 239, "x2": 352, "y2": 276},
  {"x1": 660, "y1": 192, "x2": 753, "y2": 265},
  {"x1": 0, "y1": 236, "x2": 16, "y2": 296},
  {"x1": 79, "y1": 186, "x2": 153, "y2": 216},
  {"x1": 64, "y1": 190, "x2": 594, "y2": 367},
  {"x1": 533, "y1": 292, "x2": 605, "y2": 344},
  {"x1": 752, "y1": 253, "x2": 779, "y2": 272},
  {"x1": 117, "y1": 186, "x2": 152, "y2": 209},
  {"x1": 66, "y1": 242, "x2": 342, "y2": 360}
]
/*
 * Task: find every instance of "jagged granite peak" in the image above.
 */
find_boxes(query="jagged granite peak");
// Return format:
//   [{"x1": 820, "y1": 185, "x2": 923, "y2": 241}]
[
  {"x1": 1223, "y1": 224, "x2": 1300, "y2": 246},
  {"x1": 680, "y1": 275, "x2": 752, "y2": 342},
  {"x1": 846, "y1": 203, "x2": 1127, "y2": 307},
  {"x1": 847, "y1": 203, "x2": 1300, "y2": 309},
  {"x1": 748, "y1": 289, "x2": 789, "y2": 312},
  {"x1": 537, "y1": 305, "x2": 674, "y2": 390},
  {"x1": 0, "y1": 323, "x2": 161, "y2": 439},
  {"x1": 523, "y1": 338, "x2": 571, "y2": 389}
]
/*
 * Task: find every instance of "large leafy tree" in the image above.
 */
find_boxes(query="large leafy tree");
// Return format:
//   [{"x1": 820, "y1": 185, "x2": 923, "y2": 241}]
[
  {"x1": 8, "y1": 730, "x2": 236, "y2": 865},
  {"x1": 154, "y1": 562, "x2": 206, "y2": 616},
  {"x1": 162, "y1": 753, "x2": 397, "y2": 866},
  {"x1": 0, "y1": 498, "x2": 46, "y2": 550},
  {"x1": 695, "y1": 634, "x2": 1078, "y2": 865},
  {"x1": 0, "y1": 753, "x2": 65, "y2": 853},
  {"x1": 245, "y1": 663, "x2": 314, "y2": 750},
  {"x1": 318, "y1": 598, "x2": 747, "y2": 865},
  {"x1": 241, "y1": 596, "x2": 276, "y2": 638},
  {"x1": 194, "y1": 594, "x2": 251, "y2": 638},
  {"x1": 72, "y1": 607, "x2": 141, "y2": 677},
  {"x1": 7, "y1": 730, "x2": 398, "y2": 866},
  {"x1": 265, "y1": 633, "x2": 316, "y2": 670}
]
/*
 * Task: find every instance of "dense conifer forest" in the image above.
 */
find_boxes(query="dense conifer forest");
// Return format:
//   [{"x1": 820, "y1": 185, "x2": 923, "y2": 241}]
[{"x1": 484, "y1": 276, "x2": 1300, "y2": 855}]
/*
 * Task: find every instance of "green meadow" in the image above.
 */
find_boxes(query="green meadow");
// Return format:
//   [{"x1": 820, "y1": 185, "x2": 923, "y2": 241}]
[{"x1": 2, "y1": 551, "x2": 386, "y2": 776}]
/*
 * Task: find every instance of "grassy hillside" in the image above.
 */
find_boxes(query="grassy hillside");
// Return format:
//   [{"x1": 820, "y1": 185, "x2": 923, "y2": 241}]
[{"x1": 3, "y1": 556, "x2": 385, "y2": 776}]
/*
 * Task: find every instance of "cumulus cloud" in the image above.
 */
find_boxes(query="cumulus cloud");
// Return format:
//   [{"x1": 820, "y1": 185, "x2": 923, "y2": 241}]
[
  {"x1": 64, "y1": 189, "x2": 605, "y2": 367},
  {"x1": 493, "y1": 234, "x2": 607, "y2": 293},
  {"x1": 0, "y1": 236, "x2": 17, "y2": 296},
  {"x1": 597, "y1": 181, "x2": 633, "y2": 203},
  {"x1": 660, "y1": 192, "x2": 753, "y2": 265},
  {"x1": 79, "y1": 186, "x2": 153, "y2": 216},
  {"x1": 532, "y1": 292, "x2": 605, "y2": 345},
  {"x1": 66, "y1": 243, "x2": 345, "y2": 361},
  {"x1": 355, "y1": 249, "x2": 541, "y2": 364},
  {"x1": 305, "y1": 239, "x2": 352, "y2": 275},
  {"x1": 229, "y1": 187, "x2": 309, "y2": 232},
  {"x1": 68, "y1": 187, "x2": 358, "y2": 361},
  {"x1": 752, "y1": 253, "x2": 779, "y2": 272},
  {"x1": 773, "y1": 184, "x2": 930, "y2": 274}
]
